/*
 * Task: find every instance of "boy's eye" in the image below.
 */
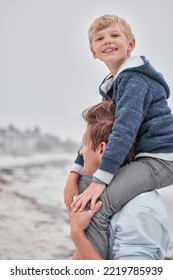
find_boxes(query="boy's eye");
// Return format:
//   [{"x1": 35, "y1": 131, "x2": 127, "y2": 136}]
[
  {"x1": 111, "y1": 33, "x2": 119, "y2": 37},
  {"x1": 95, "y1": 37, "x2": 103, "y2": 41}
]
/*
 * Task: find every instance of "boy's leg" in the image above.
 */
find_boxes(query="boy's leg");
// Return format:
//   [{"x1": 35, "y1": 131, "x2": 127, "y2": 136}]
[
  {"x1": 78, "y1": 175, "x2": 93, "y2": 193},
  {"x1": 99, "y1": 157, "x2": 173, "y2": 218},
  {"x1": 82, "y1": 157, "x2": 173, "y2": 259}
]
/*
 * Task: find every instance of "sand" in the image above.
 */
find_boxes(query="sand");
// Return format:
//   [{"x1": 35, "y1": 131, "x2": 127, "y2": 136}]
[
  {"x1": 0, "y1": 153, "x2": 172, "y2": 260},
  {"x1": 0, "y1": 153, "x2": 74, "y2": 260}
]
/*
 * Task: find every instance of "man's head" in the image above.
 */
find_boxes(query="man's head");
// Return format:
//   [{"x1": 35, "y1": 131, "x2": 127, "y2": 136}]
[{"x1": 80, "y1": 100, "x2": 135, "y2": 175}]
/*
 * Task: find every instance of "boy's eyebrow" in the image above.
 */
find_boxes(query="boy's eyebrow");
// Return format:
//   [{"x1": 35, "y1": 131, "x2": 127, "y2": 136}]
[{"x1": 94, "y1": 28, "x2": 120, "y2": 36}]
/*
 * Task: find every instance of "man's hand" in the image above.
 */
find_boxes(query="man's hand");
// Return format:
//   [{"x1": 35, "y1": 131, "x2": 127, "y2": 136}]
[
  {"x1": 69, "y1": 200, "x2": 103, "y2": 239},
  {"x1": 71, "y1": 181, "x2": 106, "y2": 211},
  {"x1": 69, "y1": 200, "x2": 103, "y2": 260}
]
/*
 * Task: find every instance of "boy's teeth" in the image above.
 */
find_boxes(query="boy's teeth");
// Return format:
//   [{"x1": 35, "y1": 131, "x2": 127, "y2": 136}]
[{"x1": 104, "y1": 48, "x2": 115, "y2": 53}]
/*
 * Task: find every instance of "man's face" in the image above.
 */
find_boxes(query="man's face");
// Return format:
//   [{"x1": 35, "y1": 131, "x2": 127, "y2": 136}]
[{"x1": 80, "y1": 130, "x2": 101, "y2": 175}]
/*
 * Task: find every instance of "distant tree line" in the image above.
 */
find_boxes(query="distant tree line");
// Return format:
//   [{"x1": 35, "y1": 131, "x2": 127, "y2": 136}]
[{"x1": 0, "y1": 124, "x2": 78, "y2": 155}]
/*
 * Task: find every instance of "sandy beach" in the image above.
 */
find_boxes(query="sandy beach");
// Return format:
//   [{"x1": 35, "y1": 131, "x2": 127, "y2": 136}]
[
  {"x1": 0, "y1": 153, "x2": 74, "y2": 260},
  {"x1": 0, "y1": 153, "x2": 172, "y2": 260}
]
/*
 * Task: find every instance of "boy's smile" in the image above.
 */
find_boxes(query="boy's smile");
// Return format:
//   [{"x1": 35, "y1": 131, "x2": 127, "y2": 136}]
[{"x1": 103, "y1": 47, "x2": 118, "y2": 54}]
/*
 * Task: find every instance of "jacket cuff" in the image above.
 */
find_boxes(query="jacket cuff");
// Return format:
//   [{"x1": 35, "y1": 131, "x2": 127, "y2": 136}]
[
  {"x1": 93, "y1": 176, "x2": 107, "y2": 185},
  {"x1": 93, "y1": 169, "x2": 114, "y2": 185},
  {"x1": 70, "y1": 163, "x2": 83, "y2": 175}
]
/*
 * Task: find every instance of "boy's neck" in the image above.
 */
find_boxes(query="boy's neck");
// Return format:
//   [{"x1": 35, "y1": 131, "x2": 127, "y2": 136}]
[{"x1": 107, "y1": 54, "x2": 131, "y2": 77}]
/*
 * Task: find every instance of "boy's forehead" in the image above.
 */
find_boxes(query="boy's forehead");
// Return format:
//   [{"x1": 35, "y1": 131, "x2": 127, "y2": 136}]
[{"x1": 93, "y1": 24, "x2": 120, "y2": 35}]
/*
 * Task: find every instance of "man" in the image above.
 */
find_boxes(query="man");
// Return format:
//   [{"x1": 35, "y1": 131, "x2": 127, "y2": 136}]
[{"x1": 68, "y1": 100, "x2": 170, "y2": 260}]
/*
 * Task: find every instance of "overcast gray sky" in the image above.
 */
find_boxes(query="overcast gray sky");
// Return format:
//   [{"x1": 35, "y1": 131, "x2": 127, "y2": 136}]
[{"x1": 0, "y1": 0, "x2": 173, "y2": 142}]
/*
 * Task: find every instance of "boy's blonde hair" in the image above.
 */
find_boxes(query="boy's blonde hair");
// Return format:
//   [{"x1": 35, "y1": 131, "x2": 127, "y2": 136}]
[{"x1": 88, "y1": 14, "x2": 135, "y2": 46}]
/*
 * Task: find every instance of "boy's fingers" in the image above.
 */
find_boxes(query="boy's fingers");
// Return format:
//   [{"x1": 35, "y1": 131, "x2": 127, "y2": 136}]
[
  {"x1": 66, "y1": 194, "x2": 79, "y2": 211},
  {"x1": 71, "y1": 194, "x2": 82, "y2": 208},
  {"x1": 79, "y1": 200, "x2": 87, "y2": 212},
  {"x1": 73, "y1": 195, "x2": 88, "y2": 212},
  {"x1": 73, "y1": 199, "x2": 83, "y2": 212},
  {"x1": 79, "y1": 194, "x2": 93, "y2": 211}
]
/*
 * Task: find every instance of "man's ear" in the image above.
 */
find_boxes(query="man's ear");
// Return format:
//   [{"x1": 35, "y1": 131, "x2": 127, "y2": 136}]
[{"x1": 99, "y1": 142, "x2": 107, "y2": 155}]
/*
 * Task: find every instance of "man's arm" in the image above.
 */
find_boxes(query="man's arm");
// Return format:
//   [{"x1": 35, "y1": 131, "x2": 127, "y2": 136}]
[
  {"x1": 72, "y1": 231, "x2": 103, "y2": 260},
  {"x1": 69, "y1": 201, "x2": 103, "y2": 260}
]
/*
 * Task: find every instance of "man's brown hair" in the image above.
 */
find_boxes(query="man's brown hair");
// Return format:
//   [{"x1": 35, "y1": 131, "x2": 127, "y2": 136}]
[{"x1": 82, "y1": 100, "x2": 135, "y2": 165}]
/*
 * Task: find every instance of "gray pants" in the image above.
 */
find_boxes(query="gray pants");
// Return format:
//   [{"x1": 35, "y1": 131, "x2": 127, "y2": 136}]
[{"x1": 78, "y1": 157, "x2": 173, "y2": 259}]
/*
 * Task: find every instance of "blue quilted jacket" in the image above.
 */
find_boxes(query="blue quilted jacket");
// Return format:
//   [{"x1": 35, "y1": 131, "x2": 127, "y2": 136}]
[{"x1": 74, "y1": 56, "x2": 173, "y2": 184}]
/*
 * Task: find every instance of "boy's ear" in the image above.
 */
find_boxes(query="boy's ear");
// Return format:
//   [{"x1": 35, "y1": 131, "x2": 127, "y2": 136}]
[
  {"x1": 128, "y1": 38, "x2": 136, "y2": 52},
  {"x1": 90, "y1": 46, "x2": 98, "y2": 59}
]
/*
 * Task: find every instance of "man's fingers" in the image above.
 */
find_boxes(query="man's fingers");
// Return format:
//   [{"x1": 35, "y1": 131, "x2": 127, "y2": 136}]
[
  {"x1": 90, "y1": 196, "x2": 97, "y2": 210},
  {"x1": 90, "y1": 200, "x2": 103, "y2": 216}
]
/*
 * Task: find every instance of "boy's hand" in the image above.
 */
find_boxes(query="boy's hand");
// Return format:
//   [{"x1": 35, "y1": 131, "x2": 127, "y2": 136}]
[
  {"x1": 64, "y1": 172, "x2": 80, "y2": 210},
  {"x1": 71, "y1": 181, "x2": 106, "y2": 212}
]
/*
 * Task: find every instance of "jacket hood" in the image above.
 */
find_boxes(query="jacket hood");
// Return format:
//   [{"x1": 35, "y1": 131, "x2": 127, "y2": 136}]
[
  {"x1": 100, "y1": 56, "x2": 170, "y2": 99},
  {"x1": 128, "y1": 56, "x2": 170, "y2": 98}
]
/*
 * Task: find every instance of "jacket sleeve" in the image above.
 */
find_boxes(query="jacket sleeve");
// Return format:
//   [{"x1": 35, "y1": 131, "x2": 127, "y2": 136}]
[
  {"x1": 94, "y1": 72, "x2": 152, "y2": 184},
  {"x1": 70, "y1": 148, "x2": 84, "y2": 175}
]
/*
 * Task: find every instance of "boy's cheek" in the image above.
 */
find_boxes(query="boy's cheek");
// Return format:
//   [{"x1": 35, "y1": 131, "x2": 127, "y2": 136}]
[{"x1": 90, "y1": 48, "x2": 98, "y2": 59}]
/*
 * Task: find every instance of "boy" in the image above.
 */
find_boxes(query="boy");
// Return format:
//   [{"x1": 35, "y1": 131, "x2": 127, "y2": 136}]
[{"x1": 64, "y1": 15, "x2": 173, "y2": 258}]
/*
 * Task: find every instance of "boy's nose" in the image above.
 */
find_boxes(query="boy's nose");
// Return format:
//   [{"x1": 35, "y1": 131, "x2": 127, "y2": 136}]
[
  {"x1": 104, "y1": 40, "x2": 112, "y2": 45},
  {"x1": 104, "y1": 35, "x2": 113, "y2": 45}
]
